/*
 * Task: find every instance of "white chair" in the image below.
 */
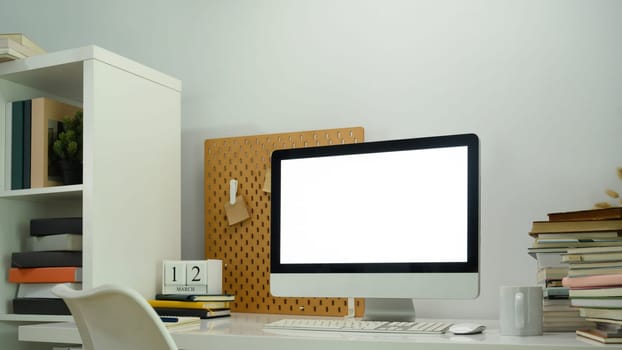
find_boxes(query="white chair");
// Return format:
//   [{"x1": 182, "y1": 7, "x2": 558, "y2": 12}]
[{"x1": 52, "y1": 284, "x2": 178, "y2": 350}]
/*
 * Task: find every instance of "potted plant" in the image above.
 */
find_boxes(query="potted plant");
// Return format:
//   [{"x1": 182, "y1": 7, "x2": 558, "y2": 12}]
[{"x1": 52, "y1": 110, "x2": 83, "y2": 185}]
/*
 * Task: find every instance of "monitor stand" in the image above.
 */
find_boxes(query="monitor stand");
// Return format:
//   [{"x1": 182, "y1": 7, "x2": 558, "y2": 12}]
[{"x1": 362, "y1": 298, "x2": 416, "y2": 322}]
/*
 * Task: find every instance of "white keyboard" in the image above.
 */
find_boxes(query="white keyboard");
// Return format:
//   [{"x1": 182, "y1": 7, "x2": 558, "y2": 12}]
[{"x1": 264, "y1": 318, "x2": 452, "y2": 334}]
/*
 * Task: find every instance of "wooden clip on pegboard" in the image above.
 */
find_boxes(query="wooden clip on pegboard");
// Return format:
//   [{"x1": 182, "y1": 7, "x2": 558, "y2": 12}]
[{"x1": 204, "y1": 127, "x2": 364, "y2": 316}]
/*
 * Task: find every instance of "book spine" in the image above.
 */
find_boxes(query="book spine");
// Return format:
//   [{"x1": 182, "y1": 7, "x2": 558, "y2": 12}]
[
  {"x1": 11, "y1": 251, "x2": 82, "y2": 268},
  {"x1": 12, "y1": 298, "x2": 71, "y2": 315},
  {"x1": 28, "y1": 234, "x2": 82, "y2": 251},
  {"x1": 8, "y1": 267, "x2": 82, "y2": 283},
  {"x1": 30, "y1": 217, "x2": 83, "y2": 236},
  {"x1": 11, "y1": 100, "x2": 24, "y2": 189},
  {"x1": 17, "y1": 283, "x2": 82, "y2": 298},
  {"x1": 22, "y1": 99, "x2": 31, "y2": 188}
]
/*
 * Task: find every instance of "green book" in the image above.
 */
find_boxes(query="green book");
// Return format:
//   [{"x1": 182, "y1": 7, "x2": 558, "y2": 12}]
[{"x1": 10, "y1": 100, "x2": 24, "y2": 190}]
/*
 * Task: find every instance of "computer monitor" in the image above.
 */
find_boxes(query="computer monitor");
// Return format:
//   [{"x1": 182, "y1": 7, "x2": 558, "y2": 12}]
[{"x1": 270, "y1": 133, "x2": 479, "y2": 321}]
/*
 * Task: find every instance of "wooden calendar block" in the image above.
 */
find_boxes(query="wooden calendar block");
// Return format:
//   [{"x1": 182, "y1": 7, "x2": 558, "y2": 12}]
[{"x1": 162, "y1": 259, "x2": 222, "y2": 294}]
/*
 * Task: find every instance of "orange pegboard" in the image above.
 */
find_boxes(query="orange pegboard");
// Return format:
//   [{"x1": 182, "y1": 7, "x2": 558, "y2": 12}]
[{"x1": 204, "y1": 127, "x2": 365, "y2": 316}]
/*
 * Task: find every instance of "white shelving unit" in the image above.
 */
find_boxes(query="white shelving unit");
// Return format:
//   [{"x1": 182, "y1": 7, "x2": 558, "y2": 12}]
[{"x1": 0, "y1": 46, "x2": 182, "y2": 323}]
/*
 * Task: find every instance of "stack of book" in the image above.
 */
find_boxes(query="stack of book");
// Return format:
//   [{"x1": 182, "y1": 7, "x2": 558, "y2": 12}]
[
  {"x1": 0, "y1": 33, "x2": 45, "y2": 62},
  {"x1": 528, "y1": 207, "x2": 622, "y2": 332},
  {"x1": 148, "y1": 294, "x2": 234, "y2": 319},
  {"x1": 562, "y1": 245, "x2": 622, "y2": 344},
  {"x1": 8, "y1": 96, "x2": 82, "y2": 190},
  {"x1": 8, "y1": 217, "x2": 83, "y2": 315}
]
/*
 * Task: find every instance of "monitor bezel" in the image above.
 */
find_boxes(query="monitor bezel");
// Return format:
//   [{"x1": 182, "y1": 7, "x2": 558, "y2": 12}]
[{"x1": 270, "y1": 133, "x2": 479, "y2": 275}]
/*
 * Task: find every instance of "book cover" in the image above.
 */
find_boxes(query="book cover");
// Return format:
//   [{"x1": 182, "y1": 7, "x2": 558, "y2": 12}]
[
  {"x1": 10, "y1": 100, "x2": 24, "y2": 189},
  {"x1": 562, "y1": 273, "x2": 622, "y2": 289},
  {"x1": 148, "y1": 299, "x2": 231, "y2": 310},
  {"x1": 30, "y1": 217, "x2": 82, "y2": 236},
  {"x1": 16, "y1": 283, "x2": 82, "y2": 298},
  {"x1": 12, "y1": 298, "x2": 70, "y2": 315},
  {"x1": 548, "y1": 207, "x2": 622, "y2": 222},
  {"x1": 30, "y1": 97, "x2": 82, "y2": 188},
  {"x1": 530, "y1": 219, "x2": 622, "y2": 235},
  {"x1": 11, "y1": 251, "x2": 82, "y2": 268},
  {"x1": 8, "y1": 267, "x2": 82, "y2": 283},
  {"x1": 153, "y1": 307, "x2": 231, "y2": 319},
  {"x1": 576, "y1": 328, "x2": 622, "y2": 343},
  {"x1": 27, "y1": 233, "x2": 82, "y2": 251},
  {"x1": 155, "y1": 293, "x2": 235, "y2": 302}
]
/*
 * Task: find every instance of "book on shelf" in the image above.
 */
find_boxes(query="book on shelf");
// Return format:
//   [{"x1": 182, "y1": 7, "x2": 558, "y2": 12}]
[
  {"x1": 147, "y1": 299, "x2": 231, "y2": 310},
  {"x1": 155, "y1": 293, "x2": 235, "y2": 302},
  {"x1": 571, "y1": 297, "x2": 622, "y2": 308},
  {"x1": 16, "y1": 283, "x2": 82, "y2": 298},
  {"x1": 562, "y1": 246, "x2": 622, "y2": 263},
  {"x1": 537, "y1": 267, "x2": 569, "y2": 282},
  {"x1": 153, "y1": 307, "x2": 230, "y2": 319},
  {"x1": 0, "y1": 33, "x2": 46, "y2": 54},
  {"x1": 567, "y1": 266, "x2": 622, "y2": 277},
  {"x1": 11, "y1": 251, "x2": 82, "y2": 268},
  {"x1": 23, "y1": 99, "x2": 31, "y2": 188},
  {"x1": 562, "y1": 273, "x2": 622, "y2": 289},
  {"x1": 30, "y1": 217, "x2": 83, "y2": 236},
  {"x1": 12, "y1": 297, "x2": 70, "y2": 315},
  {"x1": 576, "y1": 328, "x2": 622, "y2": 344},
  {"x1": 579, "y1": 307, "x2": 622, "y2": 321},
  {"x1": 10, "y1": 100, "x2": 25, "y2": 189},
  {"x1": 27, "y1": 233, "x2": 82, "y2": 251},
  {"x1": 529, "y1": 219, "x2": 622, "y2": 235},
  {"x1": 531, "y1": 239, "x2": 622, "y2": 249},
  {"x1": 570, "y1": 287, "x2": 622, "y2": 298},
  {"x1": 8, "y1": 267, "x2": 82, "y2": 283},
  {"x1": 536, "y1": 231, "x2": 622, "y2": 240},
  {"x1": 0, "y1": 37, "x2": 42, "y2": 62},
  {"x1": 30, "y1": 97, "x2": 82, "y2": 188},
  {"x1": 569, "y1": 261, "x2": 622, "y2": 269},
  {"x1": 543, "y1": 286, "x2": 569, "y2": 299},
  {"x1": 548, "y1": 207, "x2": 622, "y2": 222}
]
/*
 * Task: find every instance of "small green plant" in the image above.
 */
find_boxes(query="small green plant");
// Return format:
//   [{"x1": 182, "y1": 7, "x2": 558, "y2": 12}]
[{"x1": 52, "y1": 111, "x2": 83, "y2": 161}]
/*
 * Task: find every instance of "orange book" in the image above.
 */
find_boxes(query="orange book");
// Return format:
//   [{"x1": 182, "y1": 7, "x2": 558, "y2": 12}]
[{"x1": 8, "y1": 267, "x2": 82, "y2": 283}]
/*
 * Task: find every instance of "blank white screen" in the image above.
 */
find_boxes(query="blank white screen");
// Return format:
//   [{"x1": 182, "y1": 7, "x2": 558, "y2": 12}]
[{"x1": 280, "y1": 146, "x2": 469, "y2": 264}]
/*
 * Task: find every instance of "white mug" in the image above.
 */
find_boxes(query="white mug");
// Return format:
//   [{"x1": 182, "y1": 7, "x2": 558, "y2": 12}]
[{"x1": 499, "y1": 286, "x2": 543, "y2": 336}]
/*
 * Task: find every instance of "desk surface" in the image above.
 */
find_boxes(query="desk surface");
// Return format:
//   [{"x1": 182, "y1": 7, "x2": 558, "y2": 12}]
[{"x1": 19, "y1": 313, "x2": 608, "y2": 350}]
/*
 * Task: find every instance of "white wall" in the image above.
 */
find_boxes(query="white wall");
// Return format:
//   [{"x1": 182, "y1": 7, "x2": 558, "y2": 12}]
[{"x1": 2, "y1": 0, "x2": 621, "y2": 319}]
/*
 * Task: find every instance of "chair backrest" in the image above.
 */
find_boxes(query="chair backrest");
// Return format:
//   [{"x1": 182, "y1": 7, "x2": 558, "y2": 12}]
[{"x1": 53, "y1": 284, "x2": 178, "y2": 350}]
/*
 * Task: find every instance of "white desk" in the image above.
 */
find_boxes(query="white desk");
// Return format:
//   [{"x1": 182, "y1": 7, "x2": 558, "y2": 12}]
[{"x1": 18, "y1": 313, "x2": 608, "y2": 350}]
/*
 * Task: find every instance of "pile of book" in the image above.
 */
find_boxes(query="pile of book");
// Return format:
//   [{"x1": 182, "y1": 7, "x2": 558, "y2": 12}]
[
  {"x1": 528, "y1": 207, "x2": 622, "y2": 332},
  {"x1": 0, "y1": 33, "x2": 45, "y2": 62},
  {"x1": 148, "y1": 293, "x2": 234, "y2": 319},
  {"x1": 563, "y1": 244, "x2": 622, "y2": 344},
  {"x1": 9, "y1": 97, "x2": 82, "y2": 190},
  {"x1": 8, "y1": 217, "x2": 83, "y2": 315}
]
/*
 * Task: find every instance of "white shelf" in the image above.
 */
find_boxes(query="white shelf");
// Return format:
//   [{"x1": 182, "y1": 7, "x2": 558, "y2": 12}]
[
  {"x1": 0, "y1": 46, "x2": 182, "y2": 332},
  {"x1": 0, "y1": 313, "x2": 72, "y2": 323},
  {"x1": 0, "y1": 184, "x2": 82, "y2": 200}
]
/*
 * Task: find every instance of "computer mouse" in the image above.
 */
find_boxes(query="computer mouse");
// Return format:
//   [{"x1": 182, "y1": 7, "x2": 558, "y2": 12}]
[{"x1": 448, "y1": 323, "x2": 486, "y2": 335}]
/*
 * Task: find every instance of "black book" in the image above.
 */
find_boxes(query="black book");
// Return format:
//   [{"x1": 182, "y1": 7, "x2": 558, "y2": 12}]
[
  {"x1": 12, "y1": 298, "x2": 71, "y2": 315},
  {"x1": 11, "y1": 251, "x2": 82, "y2": 268},
  {"x1": 155, "y1": 293, "x2": 235, "y2": 302},
  {"x1": 152, "y1": 307, "x2": 231, "y2": 319},
  {"x1": 30, "y1": 217, "x2": 82, "y2": 236}
]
